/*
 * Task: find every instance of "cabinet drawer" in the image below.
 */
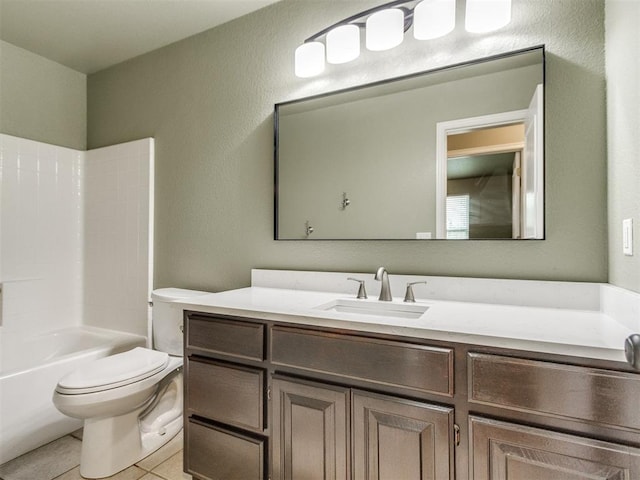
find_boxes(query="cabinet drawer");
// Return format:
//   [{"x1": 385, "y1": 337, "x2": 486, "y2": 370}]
[
  {"x1": 468, "y1": 353, "x2": 640, "y2": 430},
  {"x1": 272, "y1": 327, "x2": 453, "y2": 396},
  {"x1": 187, "y1": 314, "x2": 264, "y2": 361},
  {"x1": 187, "y1": 357, "x2": 264, "y2": 431},
  {"x1": 186, "y1": 419, "x2": 264, "y2": 480}
]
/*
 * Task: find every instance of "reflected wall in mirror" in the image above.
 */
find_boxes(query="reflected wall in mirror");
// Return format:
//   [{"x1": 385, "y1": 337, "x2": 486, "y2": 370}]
[{"x1": 275, "y1": 47, "x2": 544, "y2": 240}]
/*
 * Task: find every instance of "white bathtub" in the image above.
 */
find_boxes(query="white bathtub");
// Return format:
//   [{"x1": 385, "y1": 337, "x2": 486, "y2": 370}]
[{"x1": 0, "y1": 326, "x2": 146, "y2": 465}]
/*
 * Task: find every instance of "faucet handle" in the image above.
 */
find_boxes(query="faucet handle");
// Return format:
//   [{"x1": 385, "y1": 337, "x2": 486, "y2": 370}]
[
  {"x1": 347, "y1": 277, "x2": 368, "y2": 299},
  {"x1": 404, "y1": 281, "x2": 427, "y2": 303}
]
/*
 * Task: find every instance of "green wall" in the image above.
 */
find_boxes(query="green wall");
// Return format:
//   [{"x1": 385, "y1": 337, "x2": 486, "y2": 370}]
[
  {"x1": 606, "y1": 0, "x2": 640, "y2": 293},
  {"x1": 0, "y1": 41, "x2": 86, "y2": 150},
  {"x1": 87, "y1": 0, "x2": 608, "y2": 292}
]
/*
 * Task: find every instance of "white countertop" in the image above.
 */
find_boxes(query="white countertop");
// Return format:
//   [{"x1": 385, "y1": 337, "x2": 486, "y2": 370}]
[{"x1": 176, "y1": 284, "x2": 636, "y2": 364}]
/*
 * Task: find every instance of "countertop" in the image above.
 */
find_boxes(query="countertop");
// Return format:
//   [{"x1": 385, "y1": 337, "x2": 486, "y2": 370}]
[{"x1": 176, "y1": 285, "x2": 635, "y2": 364}]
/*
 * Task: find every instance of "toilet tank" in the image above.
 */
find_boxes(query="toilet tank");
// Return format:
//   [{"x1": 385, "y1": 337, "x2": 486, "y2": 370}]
[{"x1": 151, "y1": 288, "x2": 210, "y2": 356}]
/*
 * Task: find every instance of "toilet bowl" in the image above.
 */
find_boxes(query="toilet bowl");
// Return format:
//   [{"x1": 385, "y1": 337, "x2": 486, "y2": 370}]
[{"x1": 52, "y1": 288, "x2": 209, "y2": 479}]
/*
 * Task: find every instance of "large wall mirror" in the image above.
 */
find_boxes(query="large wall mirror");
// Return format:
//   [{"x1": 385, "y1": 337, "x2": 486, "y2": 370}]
[{"x1": 275, "y1": 46, "x2": 545, "y2": 240}]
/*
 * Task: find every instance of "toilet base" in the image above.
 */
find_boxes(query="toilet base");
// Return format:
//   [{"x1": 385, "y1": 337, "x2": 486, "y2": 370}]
[
  {"x1": 80, "y1": 410, "x2": 182, "y2": 479},
  {"x1": 79, "y1": 374, "x2": 183, "y2": 479}
]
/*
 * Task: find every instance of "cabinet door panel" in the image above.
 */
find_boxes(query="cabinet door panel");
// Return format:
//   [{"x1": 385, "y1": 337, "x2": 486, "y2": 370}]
[
  {"x1": 352, "y1": 391, "x2": 454, "y2": 480},
  {"x1": 272, "y1": 378, "x2": 349, "y2": 480},
  {"x1": 469, "y1": 416, "x2": 640, "y2": 480}
]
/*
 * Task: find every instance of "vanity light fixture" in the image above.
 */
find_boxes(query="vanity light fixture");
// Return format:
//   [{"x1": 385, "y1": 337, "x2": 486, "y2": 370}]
[
  {"x1": 294, "y1": 41, "x2": 325, "y2": 78},
  {"x1": 294, "y1": 0, "x2": 512, "y2": 78},
  {"x1": 327, "y1": 24, "x2": 360, "y2": 64},
  {"x1": 413, "y1": 0, "x2": 456, "y2": 40},
  {"x1": 366, "y1": 8, "x2": 405, "y2": 51},
  {"x1": 465, "y1": 0, "x2": 512, "y2": 33}
]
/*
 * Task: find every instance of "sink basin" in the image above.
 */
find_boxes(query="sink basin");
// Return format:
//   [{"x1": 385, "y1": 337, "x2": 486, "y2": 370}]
[{"x1": 316, "y1": 298, "x2": 429, "y2": 319}]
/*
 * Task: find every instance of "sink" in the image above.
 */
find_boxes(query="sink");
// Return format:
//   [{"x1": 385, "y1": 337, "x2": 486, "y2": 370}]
[{"x1": 316, "y1": 298, "x2": 429, "y2": 319}]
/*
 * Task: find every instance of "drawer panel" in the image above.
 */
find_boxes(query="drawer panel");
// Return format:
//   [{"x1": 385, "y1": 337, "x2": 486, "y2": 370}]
[
  {"x1": 186, "y1": 419, "x2": 264, "y2": 480},
  {"x1": 187, "y1": 314, "x2": 264, "y2": 361},
  {"x1": 468, "y1": 353, "x2": 640, "y2": 430},
  {"x1": 271, "y1": 326, "x2": 453, "y2": 396},
  {"x1": 187, "y1": 357, "x2": 264, "y2": 431}
]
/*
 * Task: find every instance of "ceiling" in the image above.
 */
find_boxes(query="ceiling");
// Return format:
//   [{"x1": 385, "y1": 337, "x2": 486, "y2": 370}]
[{"x1": 0, "y1": 0, "x2": 281, "y2": 74}]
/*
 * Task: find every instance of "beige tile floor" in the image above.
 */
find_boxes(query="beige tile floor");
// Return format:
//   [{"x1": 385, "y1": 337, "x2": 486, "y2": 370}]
[{"x1": 0, "y1": 429, "x2": 190, "y2": 480}]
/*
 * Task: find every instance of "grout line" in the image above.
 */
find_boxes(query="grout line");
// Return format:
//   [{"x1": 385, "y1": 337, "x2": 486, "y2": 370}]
[{"x1": 51, "y1": 464, "x2": 81, "y2": 480}]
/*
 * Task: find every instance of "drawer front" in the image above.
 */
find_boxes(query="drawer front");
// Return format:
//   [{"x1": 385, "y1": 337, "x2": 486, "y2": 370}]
[
  {"x1": 271, "y1": 327, "x2": 453, "y2": 396},
  {"x1": 469, "y1": 353, "x2": 640, "y2": 430},
  {"x1": 187, "y1": 357, "x2": 264, "y2": 431},
  {"x1": 186, "y1": 419, "x2": 264, "y2": 480},
  {"x1": 187, "y1": 314, "x2": 264, "y2": 361}
]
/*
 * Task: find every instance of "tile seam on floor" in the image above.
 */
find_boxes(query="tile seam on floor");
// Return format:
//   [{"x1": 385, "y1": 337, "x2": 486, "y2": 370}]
[{"x1": 52, "y1": 464, "x2": 81, "y2": 480}]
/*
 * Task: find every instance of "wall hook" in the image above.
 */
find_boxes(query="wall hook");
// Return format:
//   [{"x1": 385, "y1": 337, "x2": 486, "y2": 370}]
[
  {"x1": 305, "y1": 220, "x2": 314, "y2": 237},
  {"x1": 341, "y1": 192, "x2": 351, "y2": 210}
]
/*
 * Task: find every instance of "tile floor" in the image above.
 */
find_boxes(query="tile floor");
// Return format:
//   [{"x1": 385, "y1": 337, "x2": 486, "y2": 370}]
[{"x1": 0, "y1": 429, "x2": 190, "y2": 480}]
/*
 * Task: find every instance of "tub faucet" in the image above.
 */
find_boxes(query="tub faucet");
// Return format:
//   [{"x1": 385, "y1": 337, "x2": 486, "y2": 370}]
[{"x1": 374, "y1": 267, "x2": 392, "y2": 302}]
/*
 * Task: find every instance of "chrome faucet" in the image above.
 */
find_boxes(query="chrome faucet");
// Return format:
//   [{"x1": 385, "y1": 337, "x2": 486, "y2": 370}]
[{"x1": 374, "y1": 267, "x2": 392, "y2": 301}]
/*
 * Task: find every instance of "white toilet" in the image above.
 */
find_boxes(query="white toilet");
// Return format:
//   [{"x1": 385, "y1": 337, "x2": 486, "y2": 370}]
[{"x1": 53, "y1": 288, "x2": 209, "y2": 479}]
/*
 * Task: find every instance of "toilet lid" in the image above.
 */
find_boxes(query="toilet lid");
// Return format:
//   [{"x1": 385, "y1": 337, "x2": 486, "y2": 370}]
[{"x1": 56, "y1": 347, "x2": 169, "y2": 394}]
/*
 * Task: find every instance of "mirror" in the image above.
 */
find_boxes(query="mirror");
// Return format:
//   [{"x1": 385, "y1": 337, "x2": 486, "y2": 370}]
[{"x1": 275, "y1": 47, "x2": 544, "y2": 240}]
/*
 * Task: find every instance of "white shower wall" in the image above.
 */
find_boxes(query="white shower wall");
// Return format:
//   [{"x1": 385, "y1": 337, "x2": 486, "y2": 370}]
[
  {"x1": 0, "y1": 134, "x2": 84, "y2": 335},
  {"x1": 83, "y1": 139, "x2": 154, "y2": 337},
  {"x1": 0, "y1": 134, "x2": 153, "y2": 343}
]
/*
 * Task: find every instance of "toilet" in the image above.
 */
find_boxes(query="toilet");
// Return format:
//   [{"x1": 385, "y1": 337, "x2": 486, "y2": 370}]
[{"x1": 53, "y1": 288, "x2": 209, "y2": 479}]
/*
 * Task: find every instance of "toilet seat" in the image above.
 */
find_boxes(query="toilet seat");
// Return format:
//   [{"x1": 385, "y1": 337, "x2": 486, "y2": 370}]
[{"x1": 56, "y1": 347, "x2": 169, "y2": 395}]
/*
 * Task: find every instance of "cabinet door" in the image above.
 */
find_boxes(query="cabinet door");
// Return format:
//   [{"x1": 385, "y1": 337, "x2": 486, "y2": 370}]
[
  {"x1": 272, "y1": 377, "x2": 349, "y2": 480},
  {"x1": 352, "y1": 391, "x2": 454, "y2": 480},
  {"x1": 470, "y1": 416, "x2": 640, "y2": 480}
]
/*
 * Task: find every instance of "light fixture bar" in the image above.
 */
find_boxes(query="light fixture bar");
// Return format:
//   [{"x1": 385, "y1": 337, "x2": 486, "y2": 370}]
[{"x1": 304, "y1": 0, "x2": 416, "y2": 43}]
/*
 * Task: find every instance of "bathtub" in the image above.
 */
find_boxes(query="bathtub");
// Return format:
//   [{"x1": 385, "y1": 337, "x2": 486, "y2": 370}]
[{"x1": 0, "y1": 326, "x2": 146, "y2": 465}]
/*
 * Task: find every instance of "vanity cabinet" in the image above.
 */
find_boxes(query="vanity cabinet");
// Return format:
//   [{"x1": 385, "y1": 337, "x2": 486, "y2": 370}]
[{"x1": 183, "y1": 311, "x2": 640, "y2": 480}]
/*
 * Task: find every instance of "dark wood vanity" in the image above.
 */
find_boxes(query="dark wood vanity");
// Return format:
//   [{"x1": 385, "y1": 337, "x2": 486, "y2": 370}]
[{"x1": 183, "y1": 311, "x2": 640, "y2": 480}]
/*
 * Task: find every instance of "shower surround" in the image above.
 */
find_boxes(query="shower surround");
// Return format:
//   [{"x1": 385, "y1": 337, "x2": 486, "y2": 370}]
[{"x1": 0, "y1": 134, "x2": 154, "y2": 463}]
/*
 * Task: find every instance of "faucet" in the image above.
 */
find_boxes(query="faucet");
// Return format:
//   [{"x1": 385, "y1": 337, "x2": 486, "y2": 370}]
[{"x1": 374, "y1": 267, "x2": 392, "y2": 301}]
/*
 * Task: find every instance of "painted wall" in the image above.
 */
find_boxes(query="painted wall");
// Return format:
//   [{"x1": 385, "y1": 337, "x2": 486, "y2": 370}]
[
  {"x1": 0, "y1": 41, "x2": 86, "y2": 150},
  {"x1": 87, "y1": 0, "x2": 608, "y2": 292},
  {"x1": 606, "y1": 0, "x2": 640, "y2": 293}
]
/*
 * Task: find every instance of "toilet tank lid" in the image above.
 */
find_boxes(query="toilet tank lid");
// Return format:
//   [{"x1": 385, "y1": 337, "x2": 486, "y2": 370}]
[{"x1": 151, "y1": 288, "x2": 210, "y2": 302}]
